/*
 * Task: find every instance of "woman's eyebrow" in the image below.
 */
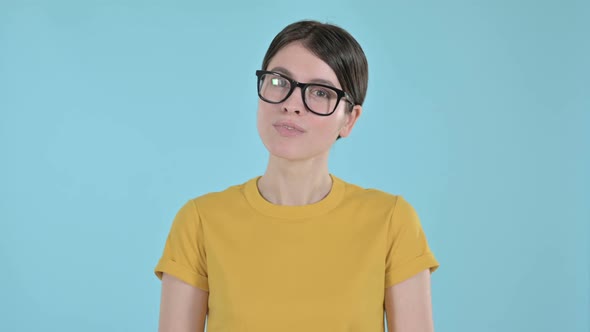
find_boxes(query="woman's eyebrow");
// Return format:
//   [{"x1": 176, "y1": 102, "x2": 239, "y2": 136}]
[{"x1": 269, "y1": 66, "x2": 338, "y2": 87}]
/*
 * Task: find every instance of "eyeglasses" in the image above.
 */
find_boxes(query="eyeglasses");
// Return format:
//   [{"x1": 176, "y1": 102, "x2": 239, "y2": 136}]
[{"x1": 256, "y1": 70, "x2": 354, "y2": 116}]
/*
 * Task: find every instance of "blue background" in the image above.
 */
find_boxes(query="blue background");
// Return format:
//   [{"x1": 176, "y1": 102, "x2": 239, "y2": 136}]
[{"x1": 1, "y1": 0, "x2": 588, "y2": 331}]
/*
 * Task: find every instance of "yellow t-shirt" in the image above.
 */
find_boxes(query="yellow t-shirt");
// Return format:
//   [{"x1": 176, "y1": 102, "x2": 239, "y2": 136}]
[{"x1": 154, "y1": 174, "x2": 439, "y2": 331}]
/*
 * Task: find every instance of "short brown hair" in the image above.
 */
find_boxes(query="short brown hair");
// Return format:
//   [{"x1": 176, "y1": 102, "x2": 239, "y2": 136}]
[{"x1": 261, "y1": 20, "x2": 369, "y2": 107}]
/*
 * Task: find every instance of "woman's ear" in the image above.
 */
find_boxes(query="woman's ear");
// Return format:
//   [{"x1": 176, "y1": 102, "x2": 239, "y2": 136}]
[{"x1": 339, "y1": 105, "x2": 362, "y2": 138}]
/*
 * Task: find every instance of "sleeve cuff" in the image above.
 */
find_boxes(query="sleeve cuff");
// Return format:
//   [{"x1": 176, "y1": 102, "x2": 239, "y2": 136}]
[
  {"x1": 154, "y1": 259, "x2": 209, "y2": 292},
  {"x1": 385, "y1": 252, "x2": 439, "y2": 288}
]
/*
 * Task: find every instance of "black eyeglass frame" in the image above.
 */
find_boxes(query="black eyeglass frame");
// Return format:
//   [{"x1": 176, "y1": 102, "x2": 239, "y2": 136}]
[{"x1": 256, "y1": 70, "x2": 354, "y2": 116}]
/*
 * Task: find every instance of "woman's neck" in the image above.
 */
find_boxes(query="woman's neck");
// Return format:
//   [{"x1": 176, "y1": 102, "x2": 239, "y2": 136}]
[{"x1": 257, "y1": 156, "x2": 333, "y2": 206}]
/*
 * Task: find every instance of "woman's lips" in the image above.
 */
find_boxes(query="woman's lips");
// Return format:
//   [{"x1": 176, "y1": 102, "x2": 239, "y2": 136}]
[{"x1": 273, "y1": 121, "x2": 305, "y2": 137}]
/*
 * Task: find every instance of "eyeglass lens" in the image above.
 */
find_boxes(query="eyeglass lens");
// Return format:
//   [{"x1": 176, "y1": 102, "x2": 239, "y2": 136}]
[{"x1": 258, "y1": 73, "x2": 340, "y2": 115}]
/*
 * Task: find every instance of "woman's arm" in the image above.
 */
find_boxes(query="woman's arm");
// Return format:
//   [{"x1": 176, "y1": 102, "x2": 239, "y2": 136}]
[
  {"x1": 384, "y1": 269, "x2": 434, "y2": 332},
  {"x1": 158, "y1": 273, "x2": 209, "y2": 332}
]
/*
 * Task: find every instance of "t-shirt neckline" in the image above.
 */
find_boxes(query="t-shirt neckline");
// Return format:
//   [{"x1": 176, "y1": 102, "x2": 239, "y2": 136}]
[{"x1": 243, "y1": 174, "x2": 346, "y2": 220}]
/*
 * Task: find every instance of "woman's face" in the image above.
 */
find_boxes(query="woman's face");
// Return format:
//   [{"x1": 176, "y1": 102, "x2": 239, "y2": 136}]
[{"x1": 257, "y1": 42, "x2": 361, "y2": 162}]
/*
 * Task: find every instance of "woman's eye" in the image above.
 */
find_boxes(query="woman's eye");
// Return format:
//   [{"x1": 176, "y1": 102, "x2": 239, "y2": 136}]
[{"x1": 311, "y1": 88, "x2": 330, "y2": 98}]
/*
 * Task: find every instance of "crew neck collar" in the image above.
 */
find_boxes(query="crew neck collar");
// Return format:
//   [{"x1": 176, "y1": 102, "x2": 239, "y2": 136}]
[{"x1": 243, "y1": 174, "x2": 346, "y2": 220}]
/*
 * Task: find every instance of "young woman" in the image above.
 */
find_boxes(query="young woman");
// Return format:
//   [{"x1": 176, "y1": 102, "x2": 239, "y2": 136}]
[{"x1": 155, "y1": 20, "x2": 439, "y2": 332}]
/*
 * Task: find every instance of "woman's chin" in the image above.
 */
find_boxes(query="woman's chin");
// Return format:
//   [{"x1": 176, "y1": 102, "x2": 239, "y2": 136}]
[
  {"x1": 259, "y1": 133, "x2": 329, "y2": 162},
  {"x1": 267, "y1": 145, "x2": 308, "y2": 162}
]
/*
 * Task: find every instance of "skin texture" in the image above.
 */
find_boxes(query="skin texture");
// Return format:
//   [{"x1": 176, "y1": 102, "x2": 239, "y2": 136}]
[
  {"x1": 158, "y1": 273, "x2": 208, "y2": 332},
  {"x1": 157, "y1": 42, "x2": 435, "y2": 332},
  {"x1": 385, "y1": 269, "x2": 435, "y2": 332}
]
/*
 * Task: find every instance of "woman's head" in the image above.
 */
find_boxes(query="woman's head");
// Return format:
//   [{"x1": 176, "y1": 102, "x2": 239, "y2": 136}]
[
  {"x1": 261, "y1": 20, "x2": 368, "y2": 107},
  {"x1": 256, "y1": 20, "x2": 368, "y2": 162}
]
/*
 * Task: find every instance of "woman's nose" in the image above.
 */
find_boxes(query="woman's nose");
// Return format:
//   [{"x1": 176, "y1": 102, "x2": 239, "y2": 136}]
[{"x1": 281, "y1": 87, "x2": 305, "y2": 115}]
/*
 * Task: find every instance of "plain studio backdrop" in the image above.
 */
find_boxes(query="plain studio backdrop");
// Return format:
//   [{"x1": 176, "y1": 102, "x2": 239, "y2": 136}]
[{"x1": 1, "y1": 1, "x2": 588, "y2": 331}]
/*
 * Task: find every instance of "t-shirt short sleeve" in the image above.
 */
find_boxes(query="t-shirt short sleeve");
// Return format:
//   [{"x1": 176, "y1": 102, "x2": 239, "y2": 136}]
[
  {"x1": 384, "y1": 196, "x2": 439, "y2": 288},
  {"x1": 154, "y1": 199, "x2": 209, "y2": 291}
]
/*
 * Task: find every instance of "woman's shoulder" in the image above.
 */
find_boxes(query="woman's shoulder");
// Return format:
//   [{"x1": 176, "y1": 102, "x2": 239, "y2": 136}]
[
  {"x1": 336, "y1": 175, "x2": 401, "y2": 203},
  {"x1": 336, "y1": 176, "x2": 418, "y2": 220},
  {"x1": 185, "y1": 177, "x2": 254, "y2": 208},
  {"x1": 336, "y1": 175, "x2": 420, "y2": 212}
]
